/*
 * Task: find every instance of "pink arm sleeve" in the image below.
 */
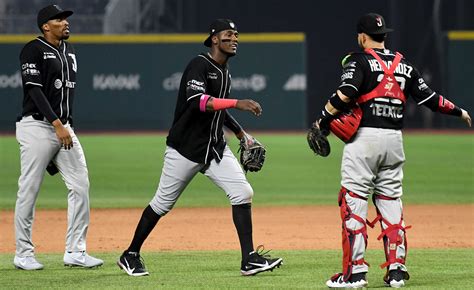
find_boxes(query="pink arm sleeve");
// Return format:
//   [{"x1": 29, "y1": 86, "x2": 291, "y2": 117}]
[
  {"x1": 212, "y1": 98, "x2": 238, "y2": 111},
  {"x1": 199, "y1": 95, "x2": 238, "y2": 112}
]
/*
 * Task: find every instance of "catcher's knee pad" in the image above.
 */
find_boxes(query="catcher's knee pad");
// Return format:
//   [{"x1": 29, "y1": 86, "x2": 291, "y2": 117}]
[
  {"x1": 338, "y1": 187, "x2": 370, "y2": 281},
  {"x1": 368, "y1": 194, "x2": 412, "y2": 270}
]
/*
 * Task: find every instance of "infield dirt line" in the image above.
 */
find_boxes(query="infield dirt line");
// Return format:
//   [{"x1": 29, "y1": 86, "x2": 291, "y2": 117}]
[{"x1": 0, "y1": 204, "x2": 472, "y2": 253}]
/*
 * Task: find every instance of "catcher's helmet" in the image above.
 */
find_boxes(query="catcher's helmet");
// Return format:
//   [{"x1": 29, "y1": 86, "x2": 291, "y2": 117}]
[{"x1": 329, "y1": 107, "x2": 362, "y2": 143}]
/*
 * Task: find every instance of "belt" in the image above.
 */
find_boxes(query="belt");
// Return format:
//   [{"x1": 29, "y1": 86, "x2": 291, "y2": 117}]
[
  {"x1": 22, "y1": 113, "x2": 69, "y2": 124},
  {"x1": 30, "y1": 113, "x2": 48, "y2": 122}
]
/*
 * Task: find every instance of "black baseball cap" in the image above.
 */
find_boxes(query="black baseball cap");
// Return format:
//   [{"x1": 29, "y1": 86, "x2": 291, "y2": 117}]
[
  {"x1": 204, "y1": 19, "x2": 237, "y2": 47},
  {"x1": 37, "y1": 4, "x2": 73, "y2": 31},
  {"x1": 357, "y1": 13, "x2": 393, "y2": 35}
]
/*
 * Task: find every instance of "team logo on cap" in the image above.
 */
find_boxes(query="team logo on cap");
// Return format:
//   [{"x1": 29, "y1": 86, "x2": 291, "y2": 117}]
[
  {"x1": 229, "y1": 22, "x2": 235, "y2": 28},
  {"x1": 376, "y1": 17, "x2": 383, "y2": 27},
  {"x1": 54, "y1": 79, "x2": 62, "y2": 89}
]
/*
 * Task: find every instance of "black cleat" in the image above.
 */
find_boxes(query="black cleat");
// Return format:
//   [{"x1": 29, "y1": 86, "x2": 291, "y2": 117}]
[
  {"x1": 117, "y1": 251, "x2": 149, "y2": 277},
  {"x1": 240, "y1": 245, "x2": 283, "y2": 276},
  {"x1": 383, "y1": 267, "x2": 410, "y2": 288}
]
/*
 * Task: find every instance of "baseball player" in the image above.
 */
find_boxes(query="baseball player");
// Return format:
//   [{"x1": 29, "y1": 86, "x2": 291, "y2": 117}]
[
  {"x1": 14, "y1": 4, "x2": 103, "y2": 270},
  {"x1": 117, "y1": 19, "x2": 282, "y2": 277},
  {"x1": 312, "y1": 13, "x2": 471, "y2": 288}
]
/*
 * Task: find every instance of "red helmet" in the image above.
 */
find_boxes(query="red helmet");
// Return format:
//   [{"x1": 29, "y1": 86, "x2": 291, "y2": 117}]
[{"x1": 329, "y1": 107, "x2": 362, "y2": 142}]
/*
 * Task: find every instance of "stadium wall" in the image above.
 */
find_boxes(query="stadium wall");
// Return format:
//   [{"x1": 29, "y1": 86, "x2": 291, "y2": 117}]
[{"x1": 0, "y1": 33, "x2": 306, "y2": 132}]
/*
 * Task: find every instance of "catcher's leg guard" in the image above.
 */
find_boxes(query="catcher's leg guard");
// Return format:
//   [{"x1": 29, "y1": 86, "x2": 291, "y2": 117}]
[
  {"x1": 338, "y1": 187, "x2": 370, "y2": 282},
  {"x1": 368, "y1": 194, "x2": 411, "y2": 273}
]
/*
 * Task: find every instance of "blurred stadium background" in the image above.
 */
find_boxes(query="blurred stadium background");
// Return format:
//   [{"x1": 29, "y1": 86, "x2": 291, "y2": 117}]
[{"x1": 0, "y1": 0, "x2": 473, "y2": 132}]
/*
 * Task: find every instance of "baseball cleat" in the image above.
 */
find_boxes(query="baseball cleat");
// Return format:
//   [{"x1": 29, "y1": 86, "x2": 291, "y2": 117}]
[
  {"x1": 13, "y1": 255, "x2": 44, "y2": 270},
  {"x1": 64, "y1": 251, "x2": 103, "y2": 268},
  {"x1": 117, "y1": 251, "x2": 149, "y2": 277},
  {"x1": 326, "y1": 272, "x2": 368, "y2": 288},
  {"x1": 240, "y1": 245, "x2": 283, "y2": 276},
  {"x1": 383, "y1": 267, "x2": 410, "y2": 288}
]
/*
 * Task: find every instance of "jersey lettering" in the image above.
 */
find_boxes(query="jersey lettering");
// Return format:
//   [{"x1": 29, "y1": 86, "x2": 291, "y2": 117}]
[
  {"x1": 367, "y1": 59, "x2": 413, "y2": 78},
  {"x1": 187, "y1": 79, "x2": 205, "y2": 92},
  {"x1": 341, "y1": 71, "x2": 353, "y2": 81},
  {"x1": 43, "y1": 52, "x2": 56, "y2": 59},
  {"x1": 370, "y1": 102, "x2": 403, "y2": 119},
  {"x1": 377, "y1": 74, "x2": 406, "y2": 90},
  {"x1": 21, "y1": 63, "x2": 40, "y2": 76},
  {"x1": 65, "y1": 80, "x2": 76, "y2": 88},
  {"x1": 68, "y1": 53, "x2": 77, "y2": 72}
]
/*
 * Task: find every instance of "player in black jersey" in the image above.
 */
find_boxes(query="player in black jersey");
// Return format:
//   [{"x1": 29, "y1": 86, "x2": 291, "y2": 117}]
[
  {"x1": 118, "y1": 19, "x2": 282, "y2": 277},
  {"x1": 314, "y1": 13, "x2": 471, "y2": 288},
  {"x1": 14, "y1": 4, "x2": 103, "y2": 270}
]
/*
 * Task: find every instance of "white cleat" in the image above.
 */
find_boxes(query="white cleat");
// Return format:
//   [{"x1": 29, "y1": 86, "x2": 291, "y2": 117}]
[
  {"x1": 14, "y1": 255, "x2": 44, "y2": 270},
  {"x1": 64, "y1": 251, "x2": 103, "y2": 268}
]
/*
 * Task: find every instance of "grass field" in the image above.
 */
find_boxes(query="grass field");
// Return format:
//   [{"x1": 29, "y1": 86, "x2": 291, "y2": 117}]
[
  {"x1": 0, "y1": 133, "x2": 473, "y2": 209},
  {"x1": 0, "y1": 133, "x2": 473, "y2": 289},
  {"x1": 0, "y1": 249, "x2": 472, "y2": 289}
]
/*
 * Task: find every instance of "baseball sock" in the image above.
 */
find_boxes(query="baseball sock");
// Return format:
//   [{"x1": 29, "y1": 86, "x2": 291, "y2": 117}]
[
  {"x1": 127, "y1": 205, "x2": 161, "y2": 253},
  {"x1": 232, "y1": 203, "x2": 254, "y2": 261}
]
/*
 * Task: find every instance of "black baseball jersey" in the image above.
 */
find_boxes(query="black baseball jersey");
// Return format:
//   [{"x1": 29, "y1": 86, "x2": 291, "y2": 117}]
[
  {"x1": 20, "y1": 36, "x2": 77, "y2": 123},
  {"x1": 338, "y1": 48, "x2": 440, "y2": 129},
  {"x1": 166, "y1": 53, "x2": 234, "y2": 164}
]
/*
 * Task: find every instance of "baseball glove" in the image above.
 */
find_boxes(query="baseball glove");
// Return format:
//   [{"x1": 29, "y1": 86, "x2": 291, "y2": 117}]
[
  {"x1": 307, "y1": 125, "x2": 331, "y2": 157},
  {"x1": 239, "y1": 134, "x2": 266, "y2": 172}
]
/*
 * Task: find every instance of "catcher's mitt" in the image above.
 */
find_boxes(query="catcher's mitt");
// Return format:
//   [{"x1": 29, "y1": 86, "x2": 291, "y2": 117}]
[
  {"x1": 239, "y1": 134, "x2": 266, "y2": 172},
  {"x1": 307, "y1": 125, "x2": 331, "y2": 157}
]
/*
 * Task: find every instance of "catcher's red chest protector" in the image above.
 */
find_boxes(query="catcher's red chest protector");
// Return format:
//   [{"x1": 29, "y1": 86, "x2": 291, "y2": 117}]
[{"x1": 330, "y1": 49, "x2": 406, "y2": 142}]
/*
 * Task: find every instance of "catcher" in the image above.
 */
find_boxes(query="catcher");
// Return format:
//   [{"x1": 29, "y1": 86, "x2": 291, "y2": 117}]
[
  {"x1": 308, "y1": 13, "x2": 471, "y2": 289},
  {"x1": 117, "y1": 18, "x2": 282, "y2": 277}
]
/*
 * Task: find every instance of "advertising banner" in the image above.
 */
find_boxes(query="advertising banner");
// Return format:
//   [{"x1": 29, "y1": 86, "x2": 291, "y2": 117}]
[{"x1": 0, "y1": 33, "x2": 306, "y2": 132}]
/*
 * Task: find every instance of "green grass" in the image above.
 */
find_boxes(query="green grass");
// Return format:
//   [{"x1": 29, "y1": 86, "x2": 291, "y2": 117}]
[
  {"x1": 0, "y1": 133, "x2": 472, "y2": 209},
  {"x1": 0, "y1": 249, "x2": 472, "y2": 289}
]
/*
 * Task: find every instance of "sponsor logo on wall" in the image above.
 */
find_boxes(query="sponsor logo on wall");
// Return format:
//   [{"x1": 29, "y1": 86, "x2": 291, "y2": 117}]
[
  {"x1": 93, "y1": 74, "x2": 141, "y2": 90},
  {"x1": 232, "y1": 74, "x2": 266, "y2": 92},
  {"x1": 163, "y1": 72, "x2": 183, "y2": 91},
  {"x1": 0, "y1": 71, "x2": 22, "y2": 89},
  {"x1": 283, "y1": 74, "x2": 306, "y2": 91}
]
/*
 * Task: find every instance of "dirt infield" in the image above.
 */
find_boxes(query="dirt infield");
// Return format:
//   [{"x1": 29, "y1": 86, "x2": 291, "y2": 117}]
[{"x1": 0, "y1": 204, "x2": 472, "y2": 253}]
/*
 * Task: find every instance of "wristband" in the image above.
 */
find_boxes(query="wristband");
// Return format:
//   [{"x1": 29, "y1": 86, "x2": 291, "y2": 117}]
[
  {"x1": 438, "y1": 95, "x2": 462, "y2": 116},
  {"x1": 199, "y1": 94, "x2": 211, "y2": 112},
  {"x1": 318, "y1": 107, "x2": 335, "y2": 131},
  {"x1": 212, "y1": 98, "x2": 238, "y2": 111}
]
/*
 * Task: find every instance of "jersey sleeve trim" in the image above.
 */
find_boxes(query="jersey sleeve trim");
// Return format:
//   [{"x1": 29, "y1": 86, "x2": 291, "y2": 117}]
[
  {"x1": 187, "y1": 92, "x2": 203, "y2": 101},
  {"x1": 339, "y1": 83, "x2": 358, "y2": 91},
  {"x1": 417, "y1": 92, "x2": 436, "y2": 105},
  {"x1": 25, "y1": 82, "x2": 43, "y2": 87}
]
